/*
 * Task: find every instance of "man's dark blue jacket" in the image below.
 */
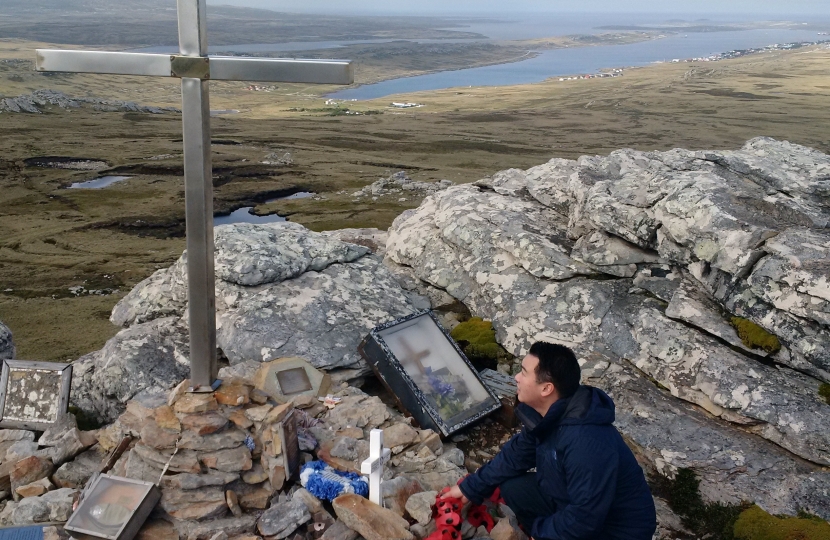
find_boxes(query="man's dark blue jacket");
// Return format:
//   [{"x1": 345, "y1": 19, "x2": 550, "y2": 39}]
[{"x1": 459, "y1": 385, "x2": 656, "y2": 540}]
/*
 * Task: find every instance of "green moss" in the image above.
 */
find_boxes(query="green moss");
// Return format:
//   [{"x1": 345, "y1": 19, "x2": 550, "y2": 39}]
[
  {"x1": 819, "y1": 384, "x2": 830, "y2": 405},
  {"x1": 666, "y1": 468, "x2": 745, "y2": 540},
  {"x1": 450, "y1": 317, "x2": 508, "y2": 367},
  {"x1": 730, "y1": 317, "x2": 781, "y2": 354},
  {"x1": 733, "y1": 505, "x2": 830, "y2": 540}
]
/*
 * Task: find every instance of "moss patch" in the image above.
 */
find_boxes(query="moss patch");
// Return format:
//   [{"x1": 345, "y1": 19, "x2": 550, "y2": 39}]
[
  {"x1": 730, "y1": 317, "x2": 782, "y2": 354},
  {"x1": 664, "y1": 468, "x2": 746, "y2": 539},
  {"x1": 450, "y1": 317, "x2": 510, "y2": 370},
  {"x1": 733, "y1": 505, "x2": 830, "y2": 540},
  {"x1": 819, "y1": 383, "x2": 830, "y2": 405}
]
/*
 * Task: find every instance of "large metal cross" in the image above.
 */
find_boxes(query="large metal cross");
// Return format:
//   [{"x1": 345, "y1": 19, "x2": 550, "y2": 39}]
[{"x1": 36, "y1": 0, "x2": 353, "y2": 392}]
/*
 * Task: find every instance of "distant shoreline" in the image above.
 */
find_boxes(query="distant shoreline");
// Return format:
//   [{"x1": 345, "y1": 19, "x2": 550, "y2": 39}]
[{"x1": 328, "y1": 31, "x2": 829, "y2": 101}]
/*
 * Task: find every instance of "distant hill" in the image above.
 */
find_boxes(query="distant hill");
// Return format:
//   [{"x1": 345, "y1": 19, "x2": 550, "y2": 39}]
[{"x1": 0, "y1": 0, "x2": 481, "y2": 47}]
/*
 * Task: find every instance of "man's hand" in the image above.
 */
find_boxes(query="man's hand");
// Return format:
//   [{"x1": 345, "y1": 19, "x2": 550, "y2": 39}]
[{"x1": 439, "y1": 484, "x2": 468, "y2": 504}]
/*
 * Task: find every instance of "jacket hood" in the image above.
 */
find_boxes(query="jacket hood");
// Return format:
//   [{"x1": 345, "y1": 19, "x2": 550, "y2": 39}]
[{"x1": 516, "y1": 385, "x2": 616, "y2": 436}]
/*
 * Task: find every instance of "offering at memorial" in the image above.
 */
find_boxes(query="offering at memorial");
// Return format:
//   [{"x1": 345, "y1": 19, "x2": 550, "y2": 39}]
[
  {"x1": 0, "y1": 360, "x2": 72, "y2": 430},
  {"x1": 65, "y1": 474, "x2": 160, "y2": 540},
  {"x1": 254, "y1": 357, "x2": 331, "y2": 403},
  {"x1": 359, "y1": 310, "x2": 501, "y2": 436}
]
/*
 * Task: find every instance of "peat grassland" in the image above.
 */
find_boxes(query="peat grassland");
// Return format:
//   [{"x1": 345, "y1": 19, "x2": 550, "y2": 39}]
[{"x1": 1, "y1": 36, "x2": 829, "y2": 362}]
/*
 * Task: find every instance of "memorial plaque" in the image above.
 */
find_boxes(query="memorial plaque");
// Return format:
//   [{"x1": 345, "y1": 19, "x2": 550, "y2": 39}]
[
  {"x1": 278, "y1": 408, "x2": 301, "y2": 480},
  {"x1": 254, "y1": 357, "x2": 331, "y2": 403},
  {"x1": 65, "y1": 474, "x2": 160, "y2": 540},
  {"x1": 0, "y1": 360, "x2": 72, "y2": 431},
  {"x1": 359, "y1": 310, "x2": 501, "y2": 437},
  {"x1": 276, "y1": 367, "x2": 313, "y2": 396}
]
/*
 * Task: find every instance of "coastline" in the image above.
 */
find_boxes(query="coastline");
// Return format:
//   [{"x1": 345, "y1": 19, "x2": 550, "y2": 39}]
[
  {"x1": 325, "y1": 31, "x2": 667, "y2": 90},
  {"x1": 329, "y1": 31, "x2": 829, "y2": 100}
]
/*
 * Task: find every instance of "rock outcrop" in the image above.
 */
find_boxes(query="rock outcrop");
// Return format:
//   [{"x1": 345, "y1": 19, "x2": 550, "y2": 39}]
[
  {"x1": 68, "y1": 137, "x2": 830, "y2": 525},
  {"x1": 0, "y1": 89, "x2": 180, "y2": 115},
  {"x1": 352, "y1": 171, "x2": 453, "y2": 201},
  {"x1": 386, "y1": 137, "x2": 830, "y2": 519},
  {"x1": 75, "y1": 222, "x2": 423, "y2": 423},
  {"x1": 0, "y1": 321, "x2": 14, "y2": 360}
]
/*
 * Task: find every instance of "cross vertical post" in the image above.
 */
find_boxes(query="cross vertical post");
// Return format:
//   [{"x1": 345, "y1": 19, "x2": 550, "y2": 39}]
[
  {"x1": 361, "y1": 428, "x2": 391, "y2": 506},
  {"x1": 178, "y1": 0, "x2": 216, "y2": 390},
  {"x1": 34, "y1": 1, "x2": 354, "y2": 392}
]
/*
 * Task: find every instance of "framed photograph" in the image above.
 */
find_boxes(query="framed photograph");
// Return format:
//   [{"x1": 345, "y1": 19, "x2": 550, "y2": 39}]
[
  {"x1": 359, "y1": 310, "x2": 501, "y2": 437},
  {"x1": 0, "y1": 360, "x2": 72, "y2": 431},
  {"x1": 65, "y1": 474, "x2": 161, "y2": 540}
]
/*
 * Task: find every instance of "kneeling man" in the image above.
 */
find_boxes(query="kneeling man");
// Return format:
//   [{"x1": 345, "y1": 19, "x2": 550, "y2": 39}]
[{"x1": 442, "y1": 342, "x2": 656, "y2": 540}]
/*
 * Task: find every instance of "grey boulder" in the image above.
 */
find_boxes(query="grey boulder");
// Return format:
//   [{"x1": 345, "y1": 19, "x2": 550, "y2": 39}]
[
  {"x1": 71, "y1": 317, "x2": 191, "y2": 423},
  {"x1": 257, "y1": 499, "x2": 310, "y2": 539},
  {"x1": 0, "y1": 320, "x2": 14, "y2": 360}
]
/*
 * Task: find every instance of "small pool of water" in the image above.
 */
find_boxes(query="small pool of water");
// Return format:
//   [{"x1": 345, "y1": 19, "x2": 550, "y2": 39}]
[
  {"x1": 214, "y1": 192, "x2": 316, "y2": 225},
  {"x1": 214, "y1": 207, "x2": 287, "y2": 226},
  {"x1": 69, "y1": 176, "x2": 133, "y2": 189}
]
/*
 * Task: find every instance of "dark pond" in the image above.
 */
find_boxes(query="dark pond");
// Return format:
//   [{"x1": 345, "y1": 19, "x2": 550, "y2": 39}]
[{"x1": 214, "y1": 192, "x2": 315, "y2": 226}]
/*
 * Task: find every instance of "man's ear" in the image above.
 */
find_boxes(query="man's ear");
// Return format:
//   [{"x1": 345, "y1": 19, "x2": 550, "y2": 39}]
[{"x1": 541, "y1": 382, "x2": 555, "y2": 397}]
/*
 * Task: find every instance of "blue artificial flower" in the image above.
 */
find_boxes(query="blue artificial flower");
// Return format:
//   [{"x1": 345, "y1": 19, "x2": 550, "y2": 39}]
[
  {"x1": 425, "y1": 367, "x2": 455, "y2": 396},
  {"x1": 300, "y1": 461, "x2": 369, "y2": 501}
]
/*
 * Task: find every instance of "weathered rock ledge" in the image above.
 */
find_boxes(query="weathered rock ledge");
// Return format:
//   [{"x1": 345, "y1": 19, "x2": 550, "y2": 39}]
[
  {"x1": 385, "y1": 137, "x2": 830, "y2": 518},
  {"x1": 73, "y1": 222, "x2": 425, "y2": 424}
]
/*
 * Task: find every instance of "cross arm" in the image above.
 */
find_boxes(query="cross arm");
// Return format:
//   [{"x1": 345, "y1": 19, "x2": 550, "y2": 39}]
[
  {"x1": 210, "y1": 57, "x2": 353, "y2": 84},
  {"x1": 36, "y1": 49, "x2": 354, "y2": 84},
  {"x1": 36, "y1": 50, "x2": 172, "y2": 77}
]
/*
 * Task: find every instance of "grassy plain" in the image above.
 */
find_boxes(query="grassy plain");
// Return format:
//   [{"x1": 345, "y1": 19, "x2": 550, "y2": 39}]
[{"x1": 1, "y1": 37, "x2": 829, "y2": 362}]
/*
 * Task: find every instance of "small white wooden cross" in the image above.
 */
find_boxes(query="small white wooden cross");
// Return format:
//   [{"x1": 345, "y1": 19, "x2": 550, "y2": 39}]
[{"x1": 360, "y1": 428, "x2": 391, "y2": 506}]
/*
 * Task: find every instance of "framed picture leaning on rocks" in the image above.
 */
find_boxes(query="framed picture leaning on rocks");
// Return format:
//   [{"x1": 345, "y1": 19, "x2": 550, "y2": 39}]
[
  {"x1": 0, "y1": 360, "x2": 72, "y2": 431},
  {"x1": 359, "y1": 310, "x2": 501, "y2": 437},
  {"x1": 64, "y1": 473, "x2": 161, "y2": 540}
]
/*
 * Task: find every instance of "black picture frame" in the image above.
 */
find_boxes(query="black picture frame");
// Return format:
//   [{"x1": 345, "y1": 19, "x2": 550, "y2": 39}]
[{"x1": 358, "y1": 310, "x2": 501, "y2": 437}]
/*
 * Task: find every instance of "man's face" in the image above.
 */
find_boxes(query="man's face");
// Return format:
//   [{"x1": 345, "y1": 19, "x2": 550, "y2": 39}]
[{"x1": 515, "y1": 353, "x2": 548, "y2": 407}]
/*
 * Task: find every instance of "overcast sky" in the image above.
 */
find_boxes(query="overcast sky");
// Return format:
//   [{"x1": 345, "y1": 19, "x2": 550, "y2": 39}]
[{"x1": 213, "y1": 0, "x2": 830, "y2": 16}]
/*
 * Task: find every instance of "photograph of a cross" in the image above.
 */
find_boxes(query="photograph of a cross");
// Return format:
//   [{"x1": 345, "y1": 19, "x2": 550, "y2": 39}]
[{"x1": 35, "y1": 0, "x2": 353, "y2": 392}]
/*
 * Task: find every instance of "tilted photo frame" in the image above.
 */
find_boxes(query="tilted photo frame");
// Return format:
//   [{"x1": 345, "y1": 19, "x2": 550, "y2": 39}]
[
  {"x1": 65, "y1": 473, "x2": 161, "y2": 540},
  {"x1": 359, "y1": 310, "x2": 501, "y2": 437}
]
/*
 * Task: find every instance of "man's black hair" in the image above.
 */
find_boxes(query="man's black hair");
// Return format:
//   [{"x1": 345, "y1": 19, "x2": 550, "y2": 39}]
[{"x1": 528, "y1": 341, "x2": 581, "y2": 398}]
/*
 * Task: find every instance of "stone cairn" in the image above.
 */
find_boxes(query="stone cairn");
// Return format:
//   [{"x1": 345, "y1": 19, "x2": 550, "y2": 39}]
[{"x1": 0, "y1": 360, "x2": 520, "y2": 540}]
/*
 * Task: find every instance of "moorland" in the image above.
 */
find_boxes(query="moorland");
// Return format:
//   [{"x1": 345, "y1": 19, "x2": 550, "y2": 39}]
[{"x1": 1, "y1": 6, "x2": 829, "y2": 362}]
